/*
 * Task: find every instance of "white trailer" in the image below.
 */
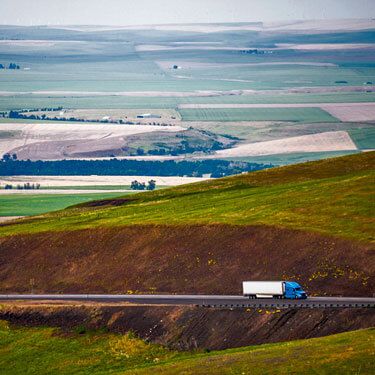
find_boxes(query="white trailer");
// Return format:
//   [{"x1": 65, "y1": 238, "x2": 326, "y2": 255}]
[{"x1": 242, "y1": 281, "x2": 284, "y2": 298}]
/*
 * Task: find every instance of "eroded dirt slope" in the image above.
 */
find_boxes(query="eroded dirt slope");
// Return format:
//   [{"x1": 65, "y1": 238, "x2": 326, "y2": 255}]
[
  {"x1": 0, "y1": 224, "x2": 373, "y2": 296},
  {"x1": 0, "y1": 302, "x2": 374, "y2": 350}
]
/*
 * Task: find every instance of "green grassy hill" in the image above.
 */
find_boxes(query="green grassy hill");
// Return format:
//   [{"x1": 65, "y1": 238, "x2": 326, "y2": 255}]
[
  {"x1": 1, "y1": 151, "x2": 373, "y2": 242},
  {"x1": 0, "y1": 152, "x2": 373, "y2": 297},
  {"x1": 0, "y1": 322, "x2": 373, "y2": 375}
]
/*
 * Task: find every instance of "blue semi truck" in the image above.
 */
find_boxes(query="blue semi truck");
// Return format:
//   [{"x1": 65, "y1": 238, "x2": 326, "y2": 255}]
[{"x1": 242, "y1": 281, "x2": 307, "y2": 299}]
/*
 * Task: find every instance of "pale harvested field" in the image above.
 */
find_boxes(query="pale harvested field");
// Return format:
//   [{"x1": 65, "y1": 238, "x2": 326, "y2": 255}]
[
  {"x1": 157, "y1": 61, "x2": 336, "y2": 70},
  {"x1": 0, "y1": 216, "x2": 24, "y2": 223},
  {"x1": 179, "y1": 102, "x2": 375, "y2": 110},
  {"x1": 277, "y1": 43, "x2": 375, "y2": 51},
  {"x1": 1, "y1": 85, "x2": 373, "y2": 97},
  {"x1": 135, "y1": 44, "x2": 249, "y2": 52},
  {"x1": 321, "y1": 104, "x2": 375, "y2": 122},
  {"x1": 262, "y1": 19, "x2": 375, "y2": 32},
  {"x1": 0, "y1": 40, "x2": 83, "y2": 47},
  {"x1": 0, "y1": 122, "x2": 185, "y2": 157},
  {"x1": 55, "y1": 19, "x2": 375, "y2": 33},
  {"x1": 213, "y1": 131, "x2": 357, "y2": 158},
  {"x1": 0, "y1": 176, "x2": 210, "y2": 187}
]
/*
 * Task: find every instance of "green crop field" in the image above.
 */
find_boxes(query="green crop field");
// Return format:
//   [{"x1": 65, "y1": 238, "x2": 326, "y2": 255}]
[
  {"x1": 191, "y1": 121, "x2": 372, "y2": 143},
  {"x1": 0, "y1": 152, "x2": 373, "y2": 242},
  {"x1": 0, "y1": 321, "x2": 373, "y2": 375},
  {"x1": 223, "y1": 150, "x2": 361, "y2": 165},
  {"x1": 181, "y1": 65, "x2": 375, "y2": 89},
  {"x1": 179, "y1": 107, "x2": 339, "y2": 122},
  {"x1": 0, "y1": 192, "x2": 131, "y2": 217},
  {"x1": 349, "y1": 127, "x2": 375, "y2": 149},
  {"x1": 0, "y1": 92, "x2": 374, "y2": 112}
]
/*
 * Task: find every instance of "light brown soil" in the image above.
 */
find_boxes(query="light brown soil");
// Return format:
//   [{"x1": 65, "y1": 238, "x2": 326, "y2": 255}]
[
  {"x1": 0, "y1": 225, "x2": 373, "y2": 296},
  {"x1": 0, "y1": 302, "x2": 374, "y2": 350},
  {"x1": 0, "y1": 216, "x2": 25, "y2": 223},
  {"x1": 214, "y1": 131, "x2": 357, "y2": 157}
]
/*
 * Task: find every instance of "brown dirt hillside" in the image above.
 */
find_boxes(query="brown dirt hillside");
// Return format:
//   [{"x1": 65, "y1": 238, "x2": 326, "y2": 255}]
[
  {"x1": 0, "y1": 302, "x2": 374, "y2": 350},
  {"x1": 0, "y1": 224, "x2": 373, "y2": 296}
]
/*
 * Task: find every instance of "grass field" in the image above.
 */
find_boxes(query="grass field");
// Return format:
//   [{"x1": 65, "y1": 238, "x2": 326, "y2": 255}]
[
  {"x1": 179, "y1": 107, "x2": 339, "y2": 122},
  {"x1": 0, "y1": 321, "x2": 373, "y2": 375},
  {"x1": 1, "y1": 92, "x2": 375, "y2": 112},
  {"x1": 0, "y1": 152, "x2": 373, "y2": 242},
  {"x1": 187, "y1": 121, "x2": 374, "y2": 144},
  {"x1": 178, "y1": 64, "x2": 375, "y2": 89},
  {"x1": 349, "y1": 127, "x2": 375, "y2": 149},
  {"x1": 223, "y1": 150, "x2": 361, "y2": 165},
  {"x1": 0, "y1": 192, "x2": 129, "y2": 216}
]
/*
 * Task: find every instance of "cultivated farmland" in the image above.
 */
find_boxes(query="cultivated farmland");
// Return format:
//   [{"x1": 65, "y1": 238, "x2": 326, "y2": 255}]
[
  {"x1": 178, "y1": 107, "x2": 339, "y2": 122},
  {"x1": 213, "y1": 131, "x2": 357, "y2": 157}
]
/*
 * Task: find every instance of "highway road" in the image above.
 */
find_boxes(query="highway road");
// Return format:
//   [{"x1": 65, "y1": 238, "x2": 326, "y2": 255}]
[{"x1": 0, "y1": 294, "x2": 374, "y2": 308}]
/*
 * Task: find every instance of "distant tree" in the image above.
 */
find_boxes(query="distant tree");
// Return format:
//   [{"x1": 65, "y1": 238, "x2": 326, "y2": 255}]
[
  {"x1": 8, "y1": 63, "x2": 20, "y2": 70},
  {"x1": 147, "y1": 180, "x2": 156, "y2": 191},
  {"x1": 9, "y1": 110, "x2": 20, "y2": 118},
  {"x1": 0, "y1": 64, "x2": 4, "y2": 69},
  {"x1": 2, "y1": 153, "x2": 11, "y2": 162},
  {"x1": 130, "y1": 180, "x2": 146, "y2": 190}
]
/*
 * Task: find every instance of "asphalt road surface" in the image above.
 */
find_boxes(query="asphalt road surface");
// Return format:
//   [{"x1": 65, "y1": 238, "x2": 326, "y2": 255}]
[{"x1": 0, "y1": 294, "x2": 374, "y2": 308}]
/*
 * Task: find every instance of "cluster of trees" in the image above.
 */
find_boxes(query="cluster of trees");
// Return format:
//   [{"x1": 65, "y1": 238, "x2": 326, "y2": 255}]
[
  {"x1": 240, "y1": 49, "x2": 267, "y2": 55},
  {"x1": 131, "y1": 179, "x2": 156, "y2": 190},
  {"x1": 8, "y1": 107, "x2": 63, "y2": 120},
  {"x1": 146, "y1": 140, "x2": 225, "y2": 157},
  {"x1": 2, "y1": 153, "x2": 17, "y2": 161},
  {"x1": 3, "y1": 183, "x2": 41, "y2": 190},
  {"x1": 0, "y1": 63, "x2": 21, "y2": 69},
  {"x1": 0, "y1": 157, "x2": 273, "y2": 178}
]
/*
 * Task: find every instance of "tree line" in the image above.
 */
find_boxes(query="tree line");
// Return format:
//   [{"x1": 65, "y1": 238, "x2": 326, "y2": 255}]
[
  {"x1": 131, "y1": 180, "x2": 156, "y2": 190},
  {"x1": 0, "y1": 158, "x2": 273, "y2": 178},
  {"x1": 0, "y1": 63, "x2": 20, "y2": 70}
]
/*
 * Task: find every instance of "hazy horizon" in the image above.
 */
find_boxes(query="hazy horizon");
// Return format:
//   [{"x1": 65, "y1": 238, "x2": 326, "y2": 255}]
[{"x1": 1, "y1": 0, "x2": 374, "y2": 27}]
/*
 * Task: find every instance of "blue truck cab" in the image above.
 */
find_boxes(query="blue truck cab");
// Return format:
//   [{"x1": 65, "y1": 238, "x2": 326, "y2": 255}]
[{"x1": 284, "y1": 281, "x2": 307, "y2": 299}]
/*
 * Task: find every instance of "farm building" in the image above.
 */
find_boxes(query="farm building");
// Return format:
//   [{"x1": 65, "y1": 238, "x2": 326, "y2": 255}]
[{"x1": 136, "y1": 113, "x2": 162, "y2": 119}]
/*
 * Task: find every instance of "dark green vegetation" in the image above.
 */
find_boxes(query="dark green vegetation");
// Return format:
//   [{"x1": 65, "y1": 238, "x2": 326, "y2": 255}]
[
  {"x1": 0, "y1": 321, "x2": 373, "y2": 375},
  {"x1": 0, "y1": 192, "x2": 131, "y2": 217},
  {"x1": 0, "y1": 158, "x2": 271, "y2": 177},
  {"x1": 0, "y1": 152, "x2": 373, "y2": 241}
]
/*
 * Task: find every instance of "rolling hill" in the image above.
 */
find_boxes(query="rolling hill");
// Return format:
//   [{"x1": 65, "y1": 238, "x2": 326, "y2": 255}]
[
  {"x1": 0, "y1": 322, "x2": 373, "y2": 375},
  {"x1": 0, "y1": 152, "x2": 373, "y2": 296}
]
